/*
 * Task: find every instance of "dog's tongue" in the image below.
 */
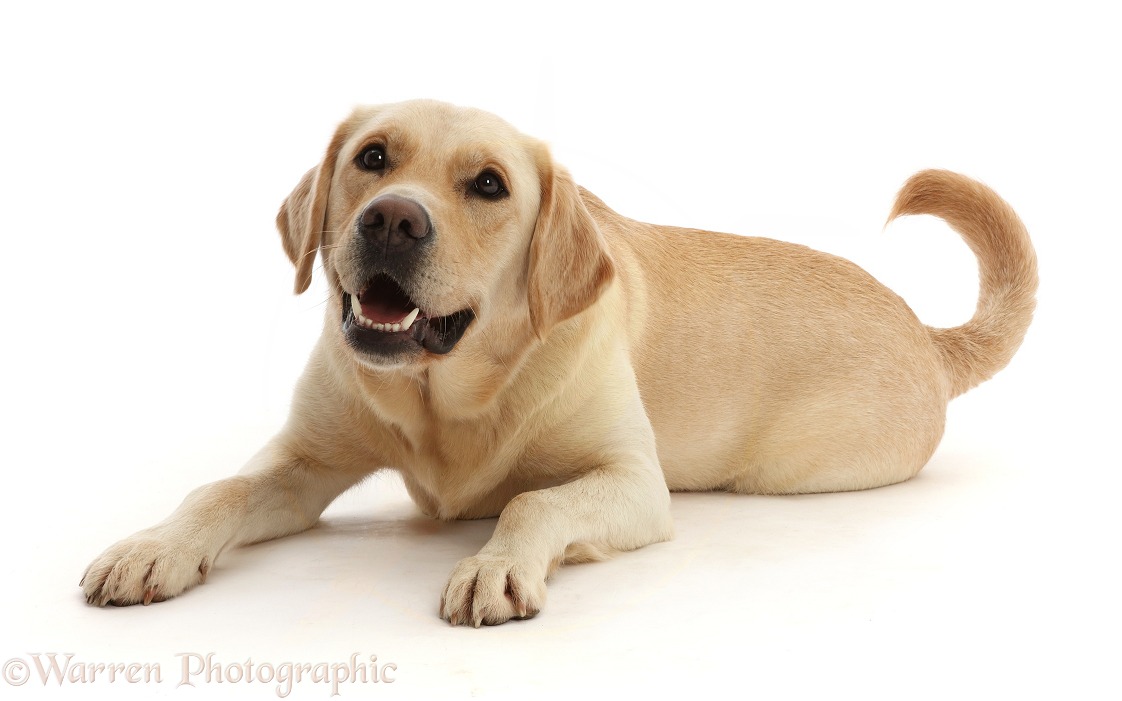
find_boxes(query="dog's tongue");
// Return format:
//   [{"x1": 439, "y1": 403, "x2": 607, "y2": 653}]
[
  {"x1": 360, "y1": 276, "x2": 415, "y2": 323},
  {"x1": 361, "y1": 297, "x2": 411, "y2": 324}
]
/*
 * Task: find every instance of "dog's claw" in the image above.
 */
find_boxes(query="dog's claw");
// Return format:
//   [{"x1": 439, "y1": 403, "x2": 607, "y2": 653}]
[
  {"x1": 81, "y1": 531, "x2": 212, "y2": 607},
  {"x1": 441, "y1": 554, "x2": 547, "y2": 627}
]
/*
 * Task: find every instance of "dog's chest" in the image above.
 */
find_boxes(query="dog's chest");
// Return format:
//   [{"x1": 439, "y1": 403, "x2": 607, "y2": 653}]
[
  {"x1": 388, "y1": 417, "x2": 526, "y2": 519},
  {"x1": 357, "y1": 364, "x2": 552, "y2": 519}
]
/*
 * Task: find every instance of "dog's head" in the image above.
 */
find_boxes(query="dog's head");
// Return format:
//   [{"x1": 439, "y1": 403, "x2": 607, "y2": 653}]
[{"x1": 277, "y1": 100, "x2": 615, "y2": 370}]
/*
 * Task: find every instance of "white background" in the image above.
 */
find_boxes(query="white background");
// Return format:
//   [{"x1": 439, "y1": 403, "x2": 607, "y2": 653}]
[{"x1": 2, "y1": 1, "x2": 1119, "y2": 699}]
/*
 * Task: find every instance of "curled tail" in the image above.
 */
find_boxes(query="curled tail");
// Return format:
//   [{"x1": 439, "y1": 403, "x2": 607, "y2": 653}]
[{"x1": 888, "y1": 170, "x2": 1038, "y2": 399}]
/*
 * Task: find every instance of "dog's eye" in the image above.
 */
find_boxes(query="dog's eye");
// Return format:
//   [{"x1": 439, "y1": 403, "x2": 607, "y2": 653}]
[
  {"x1": 357, "y1": 146, "x2": 387, "y2": 171},
  {"x1": 473, "y1": 171, "x2": 507, "y2": 199}
]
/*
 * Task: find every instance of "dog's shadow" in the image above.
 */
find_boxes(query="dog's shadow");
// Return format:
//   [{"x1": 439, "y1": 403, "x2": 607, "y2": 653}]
[
  {"x1": 203, "y1": 457, "x2": 973, "y2": 619},
  {"x1": 220, "y1": 459, "x2": 961, "y2": 578},
  {"x1": 214, "y1": 498, "x2": 497, "y2": 596}
]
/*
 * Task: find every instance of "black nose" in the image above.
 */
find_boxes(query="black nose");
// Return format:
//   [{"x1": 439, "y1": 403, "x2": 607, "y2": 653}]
[{"x1": 358, "y1": 195, "x2": 432, "y2": 255}]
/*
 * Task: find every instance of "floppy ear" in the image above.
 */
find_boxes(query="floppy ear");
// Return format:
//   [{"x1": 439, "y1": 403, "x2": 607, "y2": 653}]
[
  {"x1": 276, "y1": 167, "x2": 320, "y2": 294},
  {"x1": 275, "y1": 125, "x2": 351, "y2": 294},
  {"x1": 527, "y1": 151, "x2": 616, "y2": 337}
]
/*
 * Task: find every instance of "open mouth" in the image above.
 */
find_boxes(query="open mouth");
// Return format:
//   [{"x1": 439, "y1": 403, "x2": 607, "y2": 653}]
[{"x1": 342, "y1": 273, "x2": 475, "y2": 357}]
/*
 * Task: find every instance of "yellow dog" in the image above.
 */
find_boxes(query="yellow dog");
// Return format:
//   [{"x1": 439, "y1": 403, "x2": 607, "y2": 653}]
[{"x1": 82, "y1": 100, "x2": 1037, "y2": 627}]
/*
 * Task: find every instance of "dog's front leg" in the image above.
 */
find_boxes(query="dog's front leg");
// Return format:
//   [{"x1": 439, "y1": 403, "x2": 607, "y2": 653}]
[
  {"x1": 80, "y1": 436, "x2": 371, "y2": 606},
  {"x1": 440, "y1": 452, "x2": 673, "y2": 627}
]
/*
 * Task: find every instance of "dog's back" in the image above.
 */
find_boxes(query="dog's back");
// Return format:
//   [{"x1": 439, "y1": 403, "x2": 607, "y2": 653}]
[{"x1": 591, "y1": 171, "x2": 1037, "y2": 494}]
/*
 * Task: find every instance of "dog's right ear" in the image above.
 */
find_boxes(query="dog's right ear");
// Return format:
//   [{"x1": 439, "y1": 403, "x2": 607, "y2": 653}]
[
  {"x1": 275, "y1": 122, "x2": 354, "y2": 294},
  {"x1": 276, "y1": 167, "x2": 320, "y2": 294}
]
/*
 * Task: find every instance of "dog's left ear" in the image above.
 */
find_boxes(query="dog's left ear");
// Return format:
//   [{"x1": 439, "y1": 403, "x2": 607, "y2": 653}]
[
  {"x1": 527, "y1": 148, "x2": 616, "y2": 337},
  {"x1": 275, "y1": 121, "x2": 354, "y2": 294}
]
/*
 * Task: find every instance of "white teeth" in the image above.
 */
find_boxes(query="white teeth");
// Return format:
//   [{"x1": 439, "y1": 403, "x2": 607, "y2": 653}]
[
  {"x1": 401, "y1": 308, "x2": 420, "y2": 331},
  {"x1": 350, "y1": 296, "x2": 421, "y2": 334}
]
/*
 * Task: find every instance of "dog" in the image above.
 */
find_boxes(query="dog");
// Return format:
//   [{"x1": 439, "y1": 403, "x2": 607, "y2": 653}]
[{"x1": 81, "y1": 99, "x2": 1037, "y2": 626}]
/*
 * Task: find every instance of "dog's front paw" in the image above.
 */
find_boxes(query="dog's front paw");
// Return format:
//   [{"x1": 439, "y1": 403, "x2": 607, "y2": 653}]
[
  {"x1": 80, "y1": 529, "x2": 212, "y2": 607},
  {"x1": 440, "y1": 554, "x2": 547, "y2": 627}
]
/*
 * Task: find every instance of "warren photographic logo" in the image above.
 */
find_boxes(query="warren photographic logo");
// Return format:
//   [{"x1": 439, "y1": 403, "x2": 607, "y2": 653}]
[{"x1": 3, "y1": 652, "x2": 396, "y2": 697}]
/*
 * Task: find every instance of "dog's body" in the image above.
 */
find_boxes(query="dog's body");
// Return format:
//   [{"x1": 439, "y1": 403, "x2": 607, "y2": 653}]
[{"x1": 81, "y1": 100, "x2": 1037, "y2": 626}]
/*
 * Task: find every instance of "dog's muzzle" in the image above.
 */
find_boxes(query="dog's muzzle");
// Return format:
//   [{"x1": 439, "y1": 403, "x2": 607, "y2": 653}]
[{"x1": 340, "y1": 195, "x2": 475, "y2": 361}]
